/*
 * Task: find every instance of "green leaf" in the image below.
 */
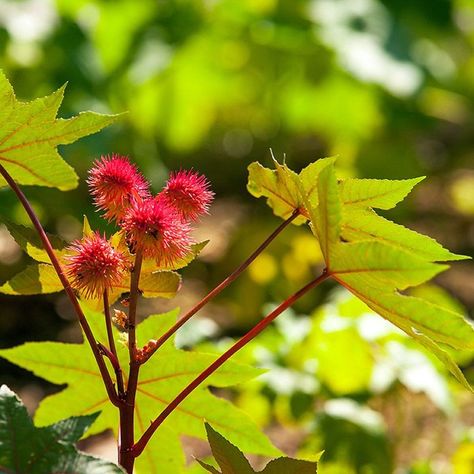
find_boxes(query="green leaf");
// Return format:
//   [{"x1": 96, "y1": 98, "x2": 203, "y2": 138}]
[
  {"x1": 0, "y1": 385, "x2": 124, "y2": 473},
  {"x1": 306, "y1": 162, "x2": 341, "y2": 263},
  {"x1": 293, "y1": 156, "x2": 474, "y2": 390},
  {"x1": 247, "y1": 160, "x2": 306, "y2": 224},
  {"x1": 330, "y1": 241, "x2": 447, "y2": 291},
  {"x1": 341, "y1": 209, "x2": 468, "y2": 262},
  {"x1": 0, "y1": 263, "x2": 62, "y2": 295},
  {"x1": 298, "y1": 156, "x2": 337, "y2": 208},
  {"x1": 0, "y1": 71, "x2": 119, "y2": 190},
  {"x1": 339, "y1": 176, "x2": 425, "y2": 209},
  {"x1": 331, "y1": 277, "x2": 474, "y2": 390},
  {"x1": 117, "y1": 270, "x2": 181, "y2": 299},
  {"x1": 0, "y1": 218, "x2": 67, "y2": 263},
  {"x1": 0, "y1": 307, "x2": 278, "y2": 474},
  {"x1": 200, "y1": 423, "x2": 318, "y2": 474}
]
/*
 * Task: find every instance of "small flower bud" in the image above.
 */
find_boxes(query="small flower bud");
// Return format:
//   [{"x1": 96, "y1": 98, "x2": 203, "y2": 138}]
[
  {"x1": 112, "y1": 309, "x2": 128, "y2": 330},
  {"x1": 136, "y1": 339, "x2": 158, "y2": 362}
]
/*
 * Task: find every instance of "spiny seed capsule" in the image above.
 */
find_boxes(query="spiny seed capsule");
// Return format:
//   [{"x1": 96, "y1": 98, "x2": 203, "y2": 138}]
[
  {"x1": 158, "y1": 169, "x2": 214, "y2": 222},
  {"x1": 121, "y1": 197, "x2": 193, "y2": 265},
  {"x1": 65, "y1": 233, "x2": 127, "y2": 299},
  {"x1": 88, "y1": 154, "x2": 150, "y2": 222}
]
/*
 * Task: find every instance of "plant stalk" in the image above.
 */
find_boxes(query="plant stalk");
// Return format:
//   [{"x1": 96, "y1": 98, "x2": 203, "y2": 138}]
[
  {"x1": 132, "y1": 268, "x2": 330, "y2": 457},
  {"x1": 118, "y1": 250, "x2": 143, "y2": 472},
  {"x1": 103, "y1": 290, "x2": 125, "y2": 398},
  {"x1": 0, "y1": 163, "x2": 120, "y2": 406},
  {"x1": 141, "y1": 208, "x2": 301, "y2": 363}
]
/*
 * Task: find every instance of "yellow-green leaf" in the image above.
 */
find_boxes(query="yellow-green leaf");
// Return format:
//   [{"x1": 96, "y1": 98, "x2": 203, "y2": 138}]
[
  {"x1": 339, "y1": 176, "x2": 425, "y2": 209},
  {"x1": 299, "y1": 156, "x2": 337, "y2": 208},
  {"x1": 0, "y1": 263, "x2": 62, "y2": 295},
  {"x1": 308, "y1": 162, "x2": 341, "y2": 262},
  {"x1": 341, "y1": 209, "x2": 468, "y2": 262},
  {"x1": 247, "y1": 160, "x2": 306, "y2": 224},
  {"x1": 0, "y1": 71, "x2": 119, "y2": 190}
]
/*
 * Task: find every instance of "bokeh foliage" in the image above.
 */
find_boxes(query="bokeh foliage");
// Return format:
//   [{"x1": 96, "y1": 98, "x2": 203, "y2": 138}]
[{"x1": 0, "y1": 0, "x2": 473, "y2": 472}]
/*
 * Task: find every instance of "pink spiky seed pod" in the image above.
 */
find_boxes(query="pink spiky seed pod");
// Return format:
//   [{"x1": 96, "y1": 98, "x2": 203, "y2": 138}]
[
  {"x1": 159, "y1": 169, "x2": 214, "y2": 222},
  {"x1": 87, "y1": 154, "x2": 150, "y2": 222},
  {"x1": 65, "y1": 232, "x2": 128, "y2": 299},
  {"x1": 121, "y1": 197, "x2": 193, "y2": 265}
]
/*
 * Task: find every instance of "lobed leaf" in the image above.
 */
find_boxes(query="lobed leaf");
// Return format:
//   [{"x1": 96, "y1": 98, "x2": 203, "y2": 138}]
[
  {"x1": 248, "y1": 157, "x2": 474, "y2": 390},
  {"x1": 0, "y1": 71, "x2": 119, "y2": 190}
]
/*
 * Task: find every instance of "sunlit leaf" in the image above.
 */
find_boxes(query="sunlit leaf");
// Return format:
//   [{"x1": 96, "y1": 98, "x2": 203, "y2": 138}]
[
  {"x1": 339, "y1": 177, "x2": 425, "y2": 210},
  {"x1": 0, "y1": 263, "x2": 62, "y2": 295},
  {"x1": 341, "y1": 209, "x2": 468, "y2": 262},
  {"x1": 248, "y1": 159, "x2": 474, "y2": 390},
  {"x1": 0, "y1": 71, "x2": 119, "y2": 190},
  {"x1": 247, "y1": 160, "x2": 306, "y2": 224}
]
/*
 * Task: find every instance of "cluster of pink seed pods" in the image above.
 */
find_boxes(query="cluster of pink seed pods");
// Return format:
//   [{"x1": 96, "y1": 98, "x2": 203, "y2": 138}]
[{"x1": 65, "y1": 154, "x2": 213, "y2": 299}]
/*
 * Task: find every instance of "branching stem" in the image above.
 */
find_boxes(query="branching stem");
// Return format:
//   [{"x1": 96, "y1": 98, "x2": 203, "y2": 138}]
[
  {"x1": 132, "y1": 268, "x2": 330, "y2": 457},
  {"x1": 141, "y1": 209, "x2": 301, "y2": 363}
]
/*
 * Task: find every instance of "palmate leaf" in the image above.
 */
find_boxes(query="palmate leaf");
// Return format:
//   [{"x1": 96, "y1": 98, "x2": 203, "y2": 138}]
[
  {"x1": 0, "y1": 71, "x2": 118, "y2": 190},
  {"x1": 0, "y1": 385, "x2": 124, "y2": 473},
  {"x1": 248, "y1": 158, "x2": 474, "y2": 390},
  {"x1": 0, "y1": 307, "x2": 279, "y2": 473},
  {"x1": 198, "y1": 423, "x2": 319, "y2": 474}
]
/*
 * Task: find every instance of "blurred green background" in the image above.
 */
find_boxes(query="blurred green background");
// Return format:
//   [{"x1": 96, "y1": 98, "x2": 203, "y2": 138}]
[{"x1": 0, "y1": 0, "x2": 473, "y2": 472}]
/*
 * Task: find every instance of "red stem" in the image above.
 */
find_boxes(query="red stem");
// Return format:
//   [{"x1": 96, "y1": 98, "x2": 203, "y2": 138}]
[
  {"x1": 103, "y1": 290, "x2": 125, "y2": 398},
  {"x1": 132, "y1": 268, "x2": 330, "y2": 457},
  {"x1": 141, "y1": 209, "x2": 301, "y2": 363},
  {"x1": 0, "y1": 164, "x2": 120, "y2": 406},
  {"x1": 118, "y1": 250, "x2": 143, "y2": 472}
]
